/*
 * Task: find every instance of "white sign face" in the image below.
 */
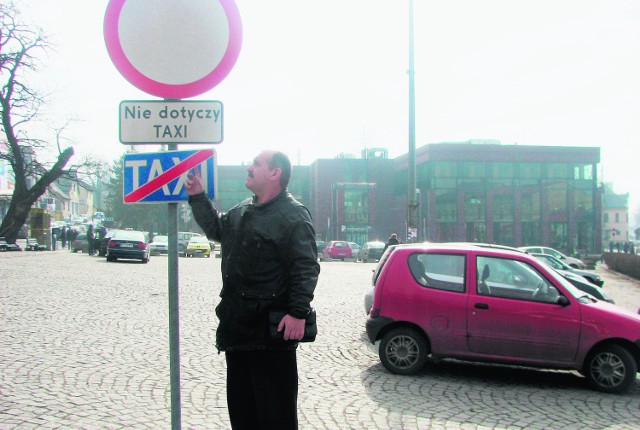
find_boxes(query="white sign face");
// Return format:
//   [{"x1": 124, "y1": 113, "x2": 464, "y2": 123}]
[
  {"x1": 119, "y1": 100, "x2": 223, "y2": 144},
  {"x1": 104, "y1": 0, "x2": 242, "y2": 98}
]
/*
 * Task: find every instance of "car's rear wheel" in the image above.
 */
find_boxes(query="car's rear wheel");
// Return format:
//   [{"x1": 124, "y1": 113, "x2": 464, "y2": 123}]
[
  {"x1": 379, "y1": 327, "x2": 429, "y2": 375},
  {"x1": 585, "y1": 344, "x2": 637, "y2": 393}
]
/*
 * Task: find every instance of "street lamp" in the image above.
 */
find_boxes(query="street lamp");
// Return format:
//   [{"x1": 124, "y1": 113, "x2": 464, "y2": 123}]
[{"x1": 406, "y1": 0, "x2": 418, "y2": 242}]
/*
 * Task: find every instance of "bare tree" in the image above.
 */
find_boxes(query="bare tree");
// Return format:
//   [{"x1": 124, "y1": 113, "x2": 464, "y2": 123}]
[{"x1": 0, "y1": 2, "x2": 99, "y2": 242}]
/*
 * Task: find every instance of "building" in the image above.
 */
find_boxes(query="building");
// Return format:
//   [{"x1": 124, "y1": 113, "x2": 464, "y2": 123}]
[
  {"x1": 213, "y1": 141, "x2": 602, "y2": 255},
  {"x1": 602, "y1": 183, "x2": 629, "y2": 250}
]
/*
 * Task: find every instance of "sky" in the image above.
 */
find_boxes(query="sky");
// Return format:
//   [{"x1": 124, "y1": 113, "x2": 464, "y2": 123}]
[{"x1": 13, "y1": 0, "x2": 640, "y2": 214}]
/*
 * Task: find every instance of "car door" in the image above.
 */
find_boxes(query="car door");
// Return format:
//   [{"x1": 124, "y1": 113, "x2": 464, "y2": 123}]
[{"x1": 467, "y1": 255, "x2": 581, "y2": 363}]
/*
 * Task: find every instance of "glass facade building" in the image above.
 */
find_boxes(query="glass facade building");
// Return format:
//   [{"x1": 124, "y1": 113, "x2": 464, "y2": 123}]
[{"x1": 213, "y1": 142, "x2": 601, "y2": 254}]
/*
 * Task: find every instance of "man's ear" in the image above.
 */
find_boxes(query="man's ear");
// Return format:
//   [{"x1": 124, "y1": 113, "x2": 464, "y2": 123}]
[{"x1": 271, "y1": 167, "x2": 282, "y2": 183}]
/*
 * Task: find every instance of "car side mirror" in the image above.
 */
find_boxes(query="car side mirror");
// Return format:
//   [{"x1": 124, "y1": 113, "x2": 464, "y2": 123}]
[{"x1": 556, "y1": 296, "x2": 570, "y2": 306}]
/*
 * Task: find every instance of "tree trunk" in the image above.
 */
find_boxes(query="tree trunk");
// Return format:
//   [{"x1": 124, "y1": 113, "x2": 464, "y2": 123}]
[{"x1": 0, "y1": 189, "x2": 34, "y2": 242}]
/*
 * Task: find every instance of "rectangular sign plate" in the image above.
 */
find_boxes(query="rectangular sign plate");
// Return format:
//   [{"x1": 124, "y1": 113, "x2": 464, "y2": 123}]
[
  {"x1": 123, "y1": 149, "x2": 216, "y2": 203},
  {"x1": 119, "y1": 100, "x2": 223, "y2": 144}
]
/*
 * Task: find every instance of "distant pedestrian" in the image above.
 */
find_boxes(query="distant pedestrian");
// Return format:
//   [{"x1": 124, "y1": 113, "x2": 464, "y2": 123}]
[
  {"x1": 383, "y1": 233, "x2": 400, "y2": 252},
  {"x1": 87, "y1": 224, "x2": 95, "y2": 255},
  {"x1": 61, "y1": 226, "x2": 67, "y2": 249}
]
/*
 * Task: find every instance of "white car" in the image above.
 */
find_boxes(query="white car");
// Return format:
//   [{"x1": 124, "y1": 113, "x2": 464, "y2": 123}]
[
  {"x1": 518, "y1": 246, "x2": 586, "y2": 269},
  {"x1": 348, "y1": 242, "x2": 361, "y2": 259}
]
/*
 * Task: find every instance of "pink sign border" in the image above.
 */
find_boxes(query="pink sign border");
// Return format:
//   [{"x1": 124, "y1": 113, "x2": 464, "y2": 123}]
[{"x1": 104, "y1": 0, "x2": 242, "y2": 99}]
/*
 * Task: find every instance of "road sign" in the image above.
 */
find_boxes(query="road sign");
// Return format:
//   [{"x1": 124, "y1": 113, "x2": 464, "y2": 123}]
[
  {"x1": 104, "y1": 0, "x2": 242, "y2": 98},
  {"x1": 123, "y1": 149, "x2": 216, "y2": 203},
  {"x1": 119, "y1": 100, "x2": 223, "y2": 144}
]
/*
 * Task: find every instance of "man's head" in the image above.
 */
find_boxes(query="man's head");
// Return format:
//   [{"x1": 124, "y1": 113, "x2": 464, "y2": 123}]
[{"x1": 246, "y1": 150, "x2": 291, "y2": 202}]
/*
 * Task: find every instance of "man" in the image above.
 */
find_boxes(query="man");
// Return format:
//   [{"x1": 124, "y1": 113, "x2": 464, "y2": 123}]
[
  {"x1": 186, "y1": 150, "x2": 320, "y2": 430},
  {"x1": 383, "y1": 233, "x2": 400, "y2": 252},
  {"x1": 86, "y1": 224, "x2": 95, "y2": 255}
]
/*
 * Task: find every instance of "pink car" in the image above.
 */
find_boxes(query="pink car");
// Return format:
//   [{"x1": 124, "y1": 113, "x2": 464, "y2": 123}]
[
  {"x1": 322, "y1": 240, "x2": 352, "y2": 261},
  {"x1": 365, "y1": 243, "x2": 640, "y2": 393}
]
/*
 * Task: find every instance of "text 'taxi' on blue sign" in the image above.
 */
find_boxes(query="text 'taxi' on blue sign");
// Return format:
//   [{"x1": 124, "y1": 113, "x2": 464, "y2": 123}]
[{"x1": 123, "y1": 149, "x2": 216, "y2": 203}]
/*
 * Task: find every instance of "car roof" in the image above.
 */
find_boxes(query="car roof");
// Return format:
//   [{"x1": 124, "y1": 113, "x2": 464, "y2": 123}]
[{"x1": 388, "y1": 242, "x2": 528, "y2": 257}]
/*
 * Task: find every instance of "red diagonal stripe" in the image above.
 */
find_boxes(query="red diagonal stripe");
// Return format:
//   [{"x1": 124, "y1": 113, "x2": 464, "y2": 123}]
[{"x1": 124, "y1": 149, "x2": 214, "y2": 203}]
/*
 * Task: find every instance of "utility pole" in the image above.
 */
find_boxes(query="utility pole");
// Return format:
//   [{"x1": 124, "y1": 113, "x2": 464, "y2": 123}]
[{"x1": 407, "y1": 0, "x2": 418, "y2": 242}]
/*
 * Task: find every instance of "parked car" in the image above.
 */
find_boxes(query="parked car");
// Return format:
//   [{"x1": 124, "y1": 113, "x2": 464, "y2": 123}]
[
  {"x1": 184, "y1": 235, "x2": 211, "y2": 258},
  {"x1": 530, "y1": 253, "x2": 603, "y2": 287},
  {"x1": 72, "y1": 233, "x2": 89, "y2": 253},
  {"x1": 149, "y1": 235, "x2": 169, "y2": 255},
  {"x1": 99, "y1": 229, "x2": 120, "y2": 257},
  {"x1": 359, "y1": 241, "x2": 386, "y2": 262},
  {"x1": 315, "y1": 241, "x2": 326, "y2": 255},
  {"x1": 557, "y1": 269, "x2": 615, "y2": 304},
  {"x1": 25, "y1": 238, "x2": 46, "y2": 251},
  {"x1": 365, "y1": 242, "x2": 640, "y2": 393},
  {"x1": 0, "y1": 237, "x2": 8, "y2": 252},
  {"x1": 322, "y1": 240, "x2": 352, "y2": 260},
  {"x1": 106, "y1": 229, "x2": 150, "y2": 263},
  {"x1": 178, "y1": 231, "x2": 202, "y2": 255},
  {"x1": 348, "y1": 242, "x2": 361, "y2": 259},
  {"x1": 518, "y1": 246, "x2": 586, "y2": 269}
]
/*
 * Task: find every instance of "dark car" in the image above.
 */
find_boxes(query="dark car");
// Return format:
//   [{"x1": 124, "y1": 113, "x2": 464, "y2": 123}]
[
  {"x1": 0, "y1": 237, "x2": 22, "y2": 252},
  {"x1": 72, "y1": 233, "x2": 90, "y2": 253},
  {"x1": 106, "y1": 229, "x2": 150, "y2": 263},
  {"x1": 99, "y1": 229, "x2": 120, "y2": 257},
  {"x1": 25, "y1": 238, "x2": 46, "y2": 251},
  {"x1": 530, "y1": 253, "x2": 603, "y2": 287},
  {"x1": 359, "y1": 241, "x2": 386, "y2": 262}
]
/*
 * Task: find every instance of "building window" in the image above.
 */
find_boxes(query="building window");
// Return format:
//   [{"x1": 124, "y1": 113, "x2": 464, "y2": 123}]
[
  {"x1": 549, "y1": 222, "x2": 568, "y2": 251},
  {"x1": 493, "y1": 222, "x2": 515, "y2": 246},
  {"x1": 547, "y1": 163, "x2": 569, "y2": 179},
  {"x1": 604, "y1": 213, "x2": 609, "y2": 223},
  {"x1": 615, "y1": 213, "x2": 620, "y2": 223},
  {"x1": 521, "y1": 222, "x2": 540, "y2": 245},
  {"x1": 464, "y1": 193, "x2": 485, "y2": 222},
  {"x1": 436, "y1": 190, "x2": 457, "y2": 222},
  {"x1": 433, "y1": 161, "x2": 457, "y2": 177},
  {"x1": 521, "y1": 191, "x2": 541, "y2": 222},
  {"x1": 344, "y1": 189, "x2": 369, "y2": 224},
  {"x1": 519, "y1": 163, "x2": 541, "y2": 179},
  {"x1": 493, "y1": 193, "x2": 514, "y2": 222},
  {"x1": 461, "y1": 162, "x2": 485, "y2": 178},
  {"x1": 547, "y1": 184, "x2": 568, "y2": 221},
  {"x1": 573, "y1": 164, "x2": 594, "y2": 180}
]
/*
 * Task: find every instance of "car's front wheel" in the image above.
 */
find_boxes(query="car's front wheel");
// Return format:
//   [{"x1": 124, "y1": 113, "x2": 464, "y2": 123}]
[
  {"x1": 585, "y1": 344, "x2": 637, "y2": 393},
  {"x1": 379, "y1": 327, "x2": 429, "y2": 375}
]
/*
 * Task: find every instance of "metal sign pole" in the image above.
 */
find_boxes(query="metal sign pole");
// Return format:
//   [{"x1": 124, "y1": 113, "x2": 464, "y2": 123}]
[{"x1": 167, "y1": 142, "x2": 182, "y2": 429}]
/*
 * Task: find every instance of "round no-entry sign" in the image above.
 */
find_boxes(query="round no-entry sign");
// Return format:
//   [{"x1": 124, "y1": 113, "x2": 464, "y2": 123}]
[{"x1": 104, "y1": 0, "x2": 242, "y2": 99}]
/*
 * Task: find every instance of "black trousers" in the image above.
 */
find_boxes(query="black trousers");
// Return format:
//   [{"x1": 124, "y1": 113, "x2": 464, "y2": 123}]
[{"x1": 225, "y1": 349, "x2": 298, "y2": 430}]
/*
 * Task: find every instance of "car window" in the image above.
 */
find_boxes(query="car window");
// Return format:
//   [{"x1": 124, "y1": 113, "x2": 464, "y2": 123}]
[
  {"x1": 546, "y1": 248, "x2": 563, "y2": 259},
  {"x1": 476, "y1": 256, "x2": 561, "y2": 303},
  {"x1": 408, "y1": 253, "x2": 466, "y2": 292},
  {"x1": 189, "y1": 236, "x2": 208, "y2": 243},
  {"x1": 114, "y1": 230, "x2": 145, "y2": 241}
]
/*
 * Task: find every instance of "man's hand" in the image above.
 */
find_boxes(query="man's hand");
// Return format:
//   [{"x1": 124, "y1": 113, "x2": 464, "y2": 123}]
[
  {"x1": 277, "y1": 314, "x2": 306, "y2": 341},
  {"x1": 185, "y1": 167, "x2": 204, "y2": 195}
]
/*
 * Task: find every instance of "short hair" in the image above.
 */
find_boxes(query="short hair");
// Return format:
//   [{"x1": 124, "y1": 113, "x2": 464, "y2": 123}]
[{"x1": 268, "y1": 151, "x2": 292, "y2": 189}]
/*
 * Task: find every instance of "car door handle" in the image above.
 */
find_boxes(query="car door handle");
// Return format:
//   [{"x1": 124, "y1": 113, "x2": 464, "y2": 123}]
[{"x1": 474, "y1": 303, "x2": 489, "y2": 310}]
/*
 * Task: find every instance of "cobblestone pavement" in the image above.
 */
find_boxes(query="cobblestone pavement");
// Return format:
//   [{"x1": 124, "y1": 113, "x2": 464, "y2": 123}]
[{"x1": 1, "y1": 248, "x2": 639, "y2": 429}]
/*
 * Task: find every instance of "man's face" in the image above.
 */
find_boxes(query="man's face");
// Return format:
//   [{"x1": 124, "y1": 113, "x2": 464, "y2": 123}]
[{"x1": 246, "y1": 151, "x2": 277, "y2": 194}]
